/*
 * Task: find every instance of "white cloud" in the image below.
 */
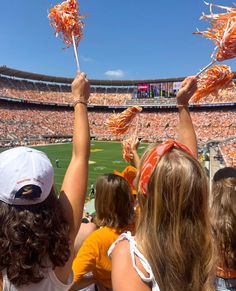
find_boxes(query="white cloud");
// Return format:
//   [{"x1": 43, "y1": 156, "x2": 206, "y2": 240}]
[
  {"x1": 81, "y1": 55, "x2": 93, "y2": 62},
  {"x1": 104, "y1": 69, "x2": 125, "y2": 78}
]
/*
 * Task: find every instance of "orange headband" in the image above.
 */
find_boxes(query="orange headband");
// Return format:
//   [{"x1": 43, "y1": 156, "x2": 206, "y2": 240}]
[{"x1": 139, "y1": 140, "x2": 195, "y2": 194}]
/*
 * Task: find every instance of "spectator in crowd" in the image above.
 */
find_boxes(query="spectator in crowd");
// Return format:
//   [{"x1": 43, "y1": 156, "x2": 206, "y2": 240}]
[
  {"x1": 55, "y1": 159, "x2": 60, "y2": 168},
  {"x1": 1, "y1": 74, "x2": 236, "y2": 107},
  {"x1": 109, "y1": 77, "x2": 215, "y2": 291},
  {"x1": 0, "y1": 71, "x2": 90, "y2": 290},
  {"x1": 1, "y1": 105, "x2": 235, "y2": 147},
  {"x1": 70, "y1": 173, "x2": 135, "y2": 291},
  {"x1": 210, "y1": 167, "x2": 236, "y2": 291},
  {"x1": 0, "y1": 76, "x2": 132, "y2": 106},
  {"x1": 89, "y1": 183, "x2": 95, "y2": 198},
  {"x1": 219, "y1": 140, "x2": 236, "y2": 167}
]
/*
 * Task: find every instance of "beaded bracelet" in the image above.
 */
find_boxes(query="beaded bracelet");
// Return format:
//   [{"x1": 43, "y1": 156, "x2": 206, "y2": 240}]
[{"x1": 73, "y1": 99, "x2": 87, "y2": 107}]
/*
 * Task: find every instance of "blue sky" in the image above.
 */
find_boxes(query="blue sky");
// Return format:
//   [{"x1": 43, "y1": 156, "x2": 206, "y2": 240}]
[{"x1": 0, "y1": 0, "x2": 235, "y2": 80}]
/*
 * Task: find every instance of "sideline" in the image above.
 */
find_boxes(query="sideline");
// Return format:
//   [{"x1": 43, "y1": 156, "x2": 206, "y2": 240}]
[{"x1": 32, "y1": 142, "x2": 71, "y2": 147}]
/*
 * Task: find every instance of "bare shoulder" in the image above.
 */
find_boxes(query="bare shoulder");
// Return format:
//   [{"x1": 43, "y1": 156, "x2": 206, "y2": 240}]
[
  {"x1": 111, "y1": 239, "x2": 151, "y2": 291},
  {"x1": 112, "y1": 239, "x2": 130, "y2": 257},
  {"x1": 111, "y1": 238, "x2": 133, "y2": 274}
]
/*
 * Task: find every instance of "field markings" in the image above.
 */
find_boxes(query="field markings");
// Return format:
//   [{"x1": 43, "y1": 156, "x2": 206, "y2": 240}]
[
  {"x1": 91, "y1": 149, "x2": 103, "y2": 153},
  {"x1": 29, "y1": 141, "x2": 134, "y2": 194},
  {"x1": 93, "y1": 166, "x2": 107, "y2": 171},
  {"x1": 112, "y1": 160, "x2": 123, "y2": 164}
]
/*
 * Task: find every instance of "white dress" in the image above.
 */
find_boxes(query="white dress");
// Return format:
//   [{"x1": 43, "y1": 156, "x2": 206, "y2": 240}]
[
  {"x1": 108, "y1": 231, "x2": 160, "y2": 291},
  {"x1": 2, "y1": 268, "x2": 73, "y2": 291}
]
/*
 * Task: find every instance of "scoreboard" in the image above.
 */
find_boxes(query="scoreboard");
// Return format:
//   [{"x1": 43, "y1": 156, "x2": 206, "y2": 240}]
[{"x1": 136, "y1": 81, "x2": 182, "y2": 98}]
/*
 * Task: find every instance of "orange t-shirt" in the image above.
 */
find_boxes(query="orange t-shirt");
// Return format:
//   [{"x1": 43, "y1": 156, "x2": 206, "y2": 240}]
[{"x1": 73, "y1": 226, "x2": 131, "y2": 288}]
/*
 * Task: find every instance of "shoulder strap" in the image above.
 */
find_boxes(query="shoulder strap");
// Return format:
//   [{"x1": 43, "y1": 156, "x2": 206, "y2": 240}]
[
  {"x1": 109, "y1": 232, "x2": 160, "y2": 291},
  {"x1": 108, "y1": 231, "x2": 132, "y2": 256}
]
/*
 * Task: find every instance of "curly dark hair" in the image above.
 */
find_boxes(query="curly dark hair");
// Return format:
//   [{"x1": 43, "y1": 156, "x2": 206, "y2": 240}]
[{"x1": 0, "y1": 189, "x2": 70, "y2": 286}]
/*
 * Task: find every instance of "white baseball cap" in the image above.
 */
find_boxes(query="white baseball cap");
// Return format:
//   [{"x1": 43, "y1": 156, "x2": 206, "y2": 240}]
[{"x1": 0, "y1": 147, "x2": 54, "y2": 205}]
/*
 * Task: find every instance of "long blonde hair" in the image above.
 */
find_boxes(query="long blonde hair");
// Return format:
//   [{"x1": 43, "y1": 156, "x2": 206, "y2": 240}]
[
  {"x1": 135, "y1": 148, "x2": 214, "y2": 291},
  {"x1": 211, "y1": 167, "x2": 236, "y2": 269}
]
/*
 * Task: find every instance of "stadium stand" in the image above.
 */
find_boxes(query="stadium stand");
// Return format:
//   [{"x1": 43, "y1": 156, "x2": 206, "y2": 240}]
[
  {"x1": 1, "y1": 102, "x2": 235, "y2": 144},
  {"x1": 1, "y1": 66, "x2": 236, "y2": 105},
  {"x1": 0, "y1": 76, "x2": 132, "y2": 106},
  {"x1": 0, "y1": 66, "x2": 235, "y2": 165},
  {"x1": 126, "y1": 88, "x2": 236, "y2": 106},
  {"x1": 219, "y1": 138, "x2": 236, "y2": 167}
]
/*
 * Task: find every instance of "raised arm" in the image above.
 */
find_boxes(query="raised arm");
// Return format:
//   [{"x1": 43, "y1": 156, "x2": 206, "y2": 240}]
[
  {"x1": 130, "y1": 139, "x2": 140, "y2": 168},
  {"x1": 61, "y1": 71, "x2": 90, "y2": 239},
  {"x1": 55, "y1": 72, "x2": 90, "y2": 282},
  {"x1": 176, "y1": 76, "x2": 198, "y2": 158}
]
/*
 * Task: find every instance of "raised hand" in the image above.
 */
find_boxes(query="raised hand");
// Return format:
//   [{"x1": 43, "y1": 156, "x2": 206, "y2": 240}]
[{"x1": 177, "y1": 76, "x2": 197, "y2": 106}]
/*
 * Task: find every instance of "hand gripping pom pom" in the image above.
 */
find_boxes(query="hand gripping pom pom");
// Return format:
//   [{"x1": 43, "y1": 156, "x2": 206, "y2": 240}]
[
  {"x1": 191, "y1": 64, "x2": 235, "y2": 103},
  {"x1": 122, "y1": 137, "x2": 134, "y2": 163}
]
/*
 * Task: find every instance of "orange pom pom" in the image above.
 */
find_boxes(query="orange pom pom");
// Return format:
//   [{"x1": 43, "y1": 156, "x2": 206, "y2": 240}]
[
  {"x1": 191, "y1": 64, "x2": 234, "y2": 103},
  {"x1": 194, "y1": 3, "x2": 236, "y2": 61},
  {"x1": 48, "y1": 0, "x2": 85, "y2": 48},
  {"x1": 106, "y1": 106, "x2": 142, "y2": 135}
]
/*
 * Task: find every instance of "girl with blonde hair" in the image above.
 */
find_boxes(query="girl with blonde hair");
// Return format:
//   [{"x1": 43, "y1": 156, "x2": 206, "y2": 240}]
[
  {"x1": 211, "y1": 167, "x2": 236, "y2": 290},
  {"x1": 109, "y1": 77, "x2": 215, "y2": 291}
]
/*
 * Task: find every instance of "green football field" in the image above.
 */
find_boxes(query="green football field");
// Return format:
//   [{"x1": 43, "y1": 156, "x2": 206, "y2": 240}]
[{"x1": 32, "y1": 141, "x2": 147, "y2": 198}]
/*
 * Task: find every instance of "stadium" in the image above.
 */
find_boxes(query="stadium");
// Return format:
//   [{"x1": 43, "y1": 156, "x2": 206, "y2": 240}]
[
  {"x1": 0, "y1": 65, "x2": 235, "y2": 193},
  {"x1": 2, "y1": 0, "x2": 236, "y2": 289}
]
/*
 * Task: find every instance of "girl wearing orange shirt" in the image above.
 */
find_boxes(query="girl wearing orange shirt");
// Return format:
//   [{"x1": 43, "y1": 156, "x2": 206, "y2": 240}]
[{"x1": 70, "y1": 173, "x2": 135, "y2": 291}]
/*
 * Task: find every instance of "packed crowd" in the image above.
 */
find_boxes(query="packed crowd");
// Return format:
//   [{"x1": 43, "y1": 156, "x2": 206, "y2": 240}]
[
  {"x1": 0, "y1": 86, "x2": 132, "y2": 106},
  {"x1": 89, "y1": 110, "x2": 236, "y2": 145},
  {"x1": 0, "y1": 105, "x2": 235, "y2": 142},
  {"x1": 0, "y1": 106, "x2": 73, "y2": 138},
  {"x1": 126, "y1": 97, "x2": 176, "y2": 106},
  {"x1": 219, "y1": 138, "x2": 236, "y2": 167},
  {"x1": 0, "y1": 76, "x2": 132, "y2": 106},
  {"x1": 127, "y1": 88, "x2": 236, "y2": 106},
  {"x1": 1, "y1": 75, "x2": 236, "y2": 107},
  {"x1": 89, "y1": 93, "x2": 131, "y2": 106},
  {"x1": 0, "y1": 103, "x2": 235, "y2": 165},
  {"x1": 1, "y1": 74, "x2": 235, "y2": 291}
]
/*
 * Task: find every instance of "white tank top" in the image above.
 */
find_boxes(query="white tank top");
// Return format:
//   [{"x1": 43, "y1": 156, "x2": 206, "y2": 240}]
[
  {"x1": 108, "y1": 231, "x2": 160, "y2": 291},
  {"x1": 2, "y1": 268, "x2": 73, "y2": 291}
]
